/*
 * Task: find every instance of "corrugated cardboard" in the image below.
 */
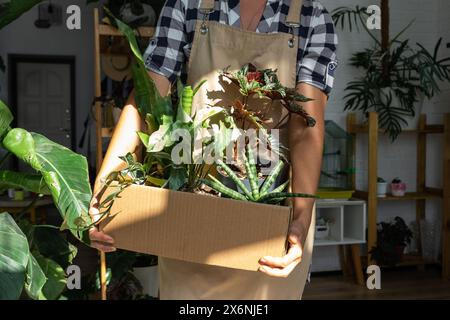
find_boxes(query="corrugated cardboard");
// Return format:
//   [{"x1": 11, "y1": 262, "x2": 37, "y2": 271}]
[{"x1": 99, "y1": 185, "x2": 292, "y2": 271}]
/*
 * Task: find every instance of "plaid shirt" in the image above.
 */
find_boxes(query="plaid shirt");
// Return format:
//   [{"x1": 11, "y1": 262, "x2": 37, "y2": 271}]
[{"x1": 144, "y1": 0, "x2": 338, "y2": 94}]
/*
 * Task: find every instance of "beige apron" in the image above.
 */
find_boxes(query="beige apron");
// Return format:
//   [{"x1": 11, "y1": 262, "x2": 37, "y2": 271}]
[{"x1": 159, "y1": 0, "x2": 316, "y2": 300}]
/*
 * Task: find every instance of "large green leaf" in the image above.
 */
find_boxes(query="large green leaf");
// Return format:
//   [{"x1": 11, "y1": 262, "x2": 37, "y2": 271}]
[
  {"x1": 34, "y1": 252, "x2": 66, "y2": 300},
  {"x1": 2, "y1": 129, "x2": 93, "y2": 241},
  {"x1": 0, "y1": 100, "x2": 13, "y2": 139},
  {"x1": 0, "y1": 170, "x2": 50, "y2": 195},
  {"x1": 32, "y1": 227, "x2": 77, "y2": 269},
  {"x1": 0, "y1": 212, "x2": 29, "y2": 300},
  {"x1": 24, "y1": 253, "x2": 46, "y2": 300},
  {"x1": 31, "y1": 133, "x2": 92, "y2": 241},
  {"x1": 0, "y1": 0, "x2": 45, "y2": 30},
  {"x1": 115, "y1": 15, "x2": 173, "y2": 124}
]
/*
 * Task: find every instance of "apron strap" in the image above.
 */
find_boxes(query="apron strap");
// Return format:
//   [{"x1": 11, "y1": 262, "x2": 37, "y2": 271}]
[
  {"x1": 200, "y1": 0, "x2": 215, "y2": 11},
  {"x1": 286, "y1": 0, "x2": 303, "y2": 27}
]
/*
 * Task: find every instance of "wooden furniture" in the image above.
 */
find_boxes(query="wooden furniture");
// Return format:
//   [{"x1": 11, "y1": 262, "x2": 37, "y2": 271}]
[
  {"x1": 93, "y1": 8, "x2": 155, "y2": 300},
  {"x1": 0, "y1": 195, "x2": 53, "y2": 224},
  {"x1": 347, "y1": 112, "x2": 450, "y2": 279},
  {"x1": 314, "y1": 199, "x2": 366, "y2": 285},
  {"x1": 93, "y1": 8, "x2": 155, "y2": 170}
]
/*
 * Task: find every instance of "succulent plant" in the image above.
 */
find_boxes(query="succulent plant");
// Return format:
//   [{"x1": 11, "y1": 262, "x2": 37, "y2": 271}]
[{"x1": 201, "y1": 144, "x2": 317, "y2": 204}]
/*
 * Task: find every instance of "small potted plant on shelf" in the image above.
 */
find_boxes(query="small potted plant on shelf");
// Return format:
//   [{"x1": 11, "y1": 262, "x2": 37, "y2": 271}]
[
  {"x1": 370, "y1": 216, "x2": 413, "y2": 266},
  {"x1": 314, "y1": 217, "x2": 333, "y2": 240},
  {"x1": 377, "y1": 177, "x2": 388, "y2": 198},
  {"x1": 390, "y1": 177, "x2": 406, "y2": 197}
]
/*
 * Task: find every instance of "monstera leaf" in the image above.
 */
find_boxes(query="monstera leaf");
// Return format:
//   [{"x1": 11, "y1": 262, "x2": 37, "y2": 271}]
[{"x1": 0, "y1": 0, "x2": 45, "y2": 30}]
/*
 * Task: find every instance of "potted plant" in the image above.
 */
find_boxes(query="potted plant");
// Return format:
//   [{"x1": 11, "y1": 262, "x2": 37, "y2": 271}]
[
  {"x1": 332, "y1": 4, "x2": 450, "y2": 140},
  {"x1": 370, "y1": 216, "x2": 413, "y2": 266},
  {"x1": 315, "y1": 217, "x2": 332, "y2": 240},
  {"x1": 377, "y1": 177, "x2": 388, "y2": 198},
  {"x1": 390, "y1": 177, "x2": 406, "y2": 197}
]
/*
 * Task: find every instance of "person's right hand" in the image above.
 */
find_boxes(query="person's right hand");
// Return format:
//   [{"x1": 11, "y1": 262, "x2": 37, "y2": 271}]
[{"x1": 88, "y1": 190, "x2": 116, "y2": 252}]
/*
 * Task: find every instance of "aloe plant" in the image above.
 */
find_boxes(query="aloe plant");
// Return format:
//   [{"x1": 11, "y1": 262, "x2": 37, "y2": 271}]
[{"x1": 201, "y1": 145, "x2": 317, "y2": 204}]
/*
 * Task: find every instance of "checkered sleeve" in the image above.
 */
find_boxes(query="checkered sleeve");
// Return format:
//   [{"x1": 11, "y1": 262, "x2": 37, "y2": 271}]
[
  {"x1": 143, "y1": 0, "x2": 187, "y2": 84},
  {"x1": 297, "y1": 5, "x2": 338, "y2": 95}
]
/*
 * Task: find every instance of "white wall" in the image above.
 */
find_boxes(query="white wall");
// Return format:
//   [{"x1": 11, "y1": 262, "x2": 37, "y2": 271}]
[
  {"x1": 0, "y1": 0, "x2": 97, "y2": 160},
  {"x1": 312, "y1": 0, "x2": 450, "y2": 272}
]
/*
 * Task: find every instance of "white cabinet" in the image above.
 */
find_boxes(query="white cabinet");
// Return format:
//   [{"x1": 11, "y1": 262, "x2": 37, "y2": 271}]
[{"x1": 314, "y1": 199, "x2": 366, "y2": 247}]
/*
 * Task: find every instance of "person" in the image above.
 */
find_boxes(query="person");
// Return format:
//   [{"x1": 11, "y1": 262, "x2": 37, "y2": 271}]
[{"x1": 89, "y1": 0, "x2": 338, "y2": 300}]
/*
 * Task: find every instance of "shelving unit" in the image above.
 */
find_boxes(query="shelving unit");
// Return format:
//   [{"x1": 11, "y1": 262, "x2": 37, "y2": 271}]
[
  {"x1": 314, "y1": 199, "x2": 366, "y2": 285},
  {"x1": 347, "y1": 112, "x2": 450, "y2": 279},
  {"x1": 93, "y1": 8, "x2": 155, "y2": 170}
]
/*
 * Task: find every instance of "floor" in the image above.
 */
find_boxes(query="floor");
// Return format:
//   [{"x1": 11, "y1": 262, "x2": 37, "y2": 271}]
[{"x1": 302, "y1": 266, "x2": 450, "y2": 300}]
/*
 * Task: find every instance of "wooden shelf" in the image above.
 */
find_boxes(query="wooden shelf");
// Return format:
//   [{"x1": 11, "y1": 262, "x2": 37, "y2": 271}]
[
  {"x1": 354, "y1": 190, "x2": 442, "y2": 201},
  {"x1": 98, "y1": 24, "x2": 155, "y2": 38},
  {"x1": 347, "y1": 112, "x2": 450, "y2": 280},
  {"x1": 348, "y1": 124, "x2": 444, "y2": 134}
]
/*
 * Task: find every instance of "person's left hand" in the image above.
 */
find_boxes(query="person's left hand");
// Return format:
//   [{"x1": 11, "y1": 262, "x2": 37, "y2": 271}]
[{"x1": 258, "y1": 218, "x2": 308, "y2": 278}]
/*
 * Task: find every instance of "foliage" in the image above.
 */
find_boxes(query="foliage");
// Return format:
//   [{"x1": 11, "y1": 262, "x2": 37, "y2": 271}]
[
  {"x1": 221, "y1": 63, "x2": 316, "y2": 129},
  {"x1": 332, "y1": 6, "x2": 450, "y2": 140},
  {"x1": 0, "y1": 213, "x2": 77, "y2": 300},
  {"x1": 0, "y1": 101, "x2": 92, "y2": 300},
  {"x1": 201, "y1": 144, "x2": 317, "y2": 204},
  {"x1": 369, "y1": 216, "x2": 413, "y2": 266},
  {"x1": 0, "y1": 0, "x2": 45, "y2": 30}
]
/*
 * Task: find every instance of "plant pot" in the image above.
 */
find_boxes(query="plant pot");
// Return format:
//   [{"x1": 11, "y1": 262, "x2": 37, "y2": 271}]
[
  {"x1": 315, "y1": 223, "x2": 330, "y2": 240},
  {"x1": 377, "y1": 182, "x2": 388, "y2": 198},
  {"x1": 390, "y1": 182, "x2": 406, "y2": 197},
  {"x1": 132, "y1": 265, "x2": 159, "y2": 298}
]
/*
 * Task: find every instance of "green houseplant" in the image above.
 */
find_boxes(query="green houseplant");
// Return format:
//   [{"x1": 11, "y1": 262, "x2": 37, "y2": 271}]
[
  {"x1": 332, "y1": 5, "x2": 450, "y2": 140},
  {"x1": 0, "y1": 100, "x2": 93, "y2": 300},
  {"x1": 370, "y1": 216, "x2": 413, "y2": 266},
  {"x1": 96, "y1": 14, "x2": 318, "y2": 205}
]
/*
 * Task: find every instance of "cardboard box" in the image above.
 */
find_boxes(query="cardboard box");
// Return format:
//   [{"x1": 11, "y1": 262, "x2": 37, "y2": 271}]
[{"x1": 99, "y1": 185, "x2": 292, "y2": 271}]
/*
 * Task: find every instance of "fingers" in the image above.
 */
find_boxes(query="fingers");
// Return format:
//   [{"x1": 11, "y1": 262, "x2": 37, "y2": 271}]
[
  {"x1": 258, "y1": 259, "x2": 300, "y2": 278},
  {"x1": 258, "y1": 236, "x2": 304, "y2": 278},
  {"x1": 91, "y1": 241, "x2": 116, "y2": 253},
  {"x1": 89, "y1": 228, "x2": 114, "y2": 243},
  {"x1": 259, "y1": 243, "x2": 302, "y2": 268},
  {"x1": 89, "y1": 227, "x2": 116, "y2": 252}
]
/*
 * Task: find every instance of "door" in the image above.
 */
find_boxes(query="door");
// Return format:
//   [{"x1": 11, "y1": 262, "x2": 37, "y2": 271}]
[{"x1": 14, "y1": 60, "x2": 74, "y2": 148}]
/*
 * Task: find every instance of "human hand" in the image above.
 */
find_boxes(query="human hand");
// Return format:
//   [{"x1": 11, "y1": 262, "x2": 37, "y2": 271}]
[
  {"x1": 88, "y1": 190, "x2": 116, "y2": 252},
  {"x1": 258, "y1": 218, "x2": 308, "y2": 278}
]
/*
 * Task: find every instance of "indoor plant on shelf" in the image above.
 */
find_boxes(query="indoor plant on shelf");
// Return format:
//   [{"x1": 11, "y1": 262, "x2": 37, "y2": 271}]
[
  {"x1": 370, "y1": 216, "x2": 413, "y2": 266},
  {"x1": 332, "y1": 4, "x2": 450, "y2": 140}
]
